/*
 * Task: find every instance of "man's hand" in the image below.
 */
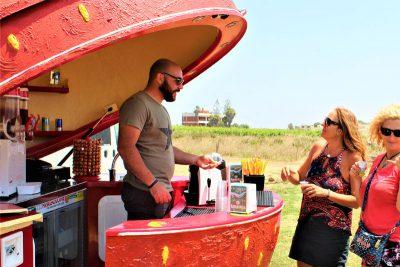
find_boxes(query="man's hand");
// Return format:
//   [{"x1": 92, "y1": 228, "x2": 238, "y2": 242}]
[
  {"x1": 195, "y1": 155, "x2": 219, "y2": 169},
  {"x1": 149, "y1": 182, "x2": 171, "y2": 204}
]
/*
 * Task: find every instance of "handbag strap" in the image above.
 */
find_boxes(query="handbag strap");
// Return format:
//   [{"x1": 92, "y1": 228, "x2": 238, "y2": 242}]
[
  {"x1": 361, "y1": 154, "x2": 400, "y2": 235},
  {"x1": 361, "y1": 155, "x2": 386, "y2": 211}
]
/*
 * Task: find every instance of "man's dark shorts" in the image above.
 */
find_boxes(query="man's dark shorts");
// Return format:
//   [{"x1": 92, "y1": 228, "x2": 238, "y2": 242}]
[{"x1": 121, "y1": 182, "x2": 173, "y2": 220}]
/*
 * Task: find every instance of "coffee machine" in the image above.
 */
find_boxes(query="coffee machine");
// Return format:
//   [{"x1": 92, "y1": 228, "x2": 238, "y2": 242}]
[
  {"x1": 0, "y1": 88, "x2": 26, "y2": 197},
  {"x1": 184, "y1": 161, "x2": 228, "y2": 206}
]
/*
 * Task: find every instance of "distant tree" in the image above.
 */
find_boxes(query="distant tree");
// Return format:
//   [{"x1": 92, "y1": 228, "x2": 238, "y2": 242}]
[
  {"x1": 288, "y1": 123, "x2": 294, "y2": 130},
  {"x1": 208, "y1": 114, "x2": 221, "y2": 127},
  {"x1": 314, "y1": 122, "x2": 321, "y2": 128},
  {"x1": 194, "y1": 106, "x2": 201, "y2": 114},
  {"x1": 222, "y1": 100, "x2": 236, "y2": 127}
]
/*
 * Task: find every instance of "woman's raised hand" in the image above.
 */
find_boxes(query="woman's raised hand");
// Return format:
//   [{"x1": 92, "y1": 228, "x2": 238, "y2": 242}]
[{"x1": 281, "y1": 166, "x2": 298, "y2": 183}]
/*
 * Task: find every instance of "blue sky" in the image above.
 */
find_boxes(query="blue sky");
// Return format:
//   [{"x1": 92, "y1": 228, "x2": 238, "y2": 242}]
[{"x1": 166, "y1": 1, "x2": 400, "y2": 128}]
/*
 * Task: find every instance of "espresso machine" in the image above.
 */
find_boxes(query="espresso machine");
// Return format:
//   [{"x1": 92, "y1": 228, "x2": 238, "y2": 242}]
[
  {"x1": 0, "y1": 88, "x2": 26, "y2": 197},
  {"x1": 184, "y1": 161, "x2": 228, "y2": 206}
]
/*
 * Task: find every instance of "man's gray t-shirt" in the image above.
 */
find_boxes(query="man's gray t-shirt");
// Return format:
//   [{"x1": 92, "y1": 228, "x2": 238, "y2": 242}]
[{"x1": 119, "y1": 91, "x2": 174, "y2": 191}]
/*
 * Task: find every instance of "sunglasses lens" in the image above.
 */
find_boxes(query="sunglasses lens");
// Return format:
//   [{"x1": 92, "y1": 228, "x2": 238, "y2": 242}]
[
  {"x1": 325, "y1": 117, "x2": 335, "y2": 126},
  {"x1": 394, "y1": 130, "x2": 400, "y2": 137},
  {"x1": 381, "y1": 127, "x2": 392, "y2": 136},
  {"x1": 325, "y1": 118, "x2": 330, "y2": 126}
]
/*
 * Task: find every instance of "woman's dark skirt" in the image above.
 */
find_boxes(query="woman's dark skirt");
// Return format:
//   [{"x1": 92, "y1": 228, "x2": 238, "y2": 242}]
[{"x1": 289, "y1": 216, "x2": 350, "y2": 267}]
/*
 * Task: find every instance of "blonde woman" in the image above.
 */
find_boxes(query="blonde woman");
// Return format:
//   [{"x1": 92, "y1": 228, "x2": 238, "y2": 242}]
[
  {"x1": 281, "y1": 107, "x2": 366, "y2": 267},
  {"x1": 351, "y1": 104, "x2": 400, "y2": 266}
]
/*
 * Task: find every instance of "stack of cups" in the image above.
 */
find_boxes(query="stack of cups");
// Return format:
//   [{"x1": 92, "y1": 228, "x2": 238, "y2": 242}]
[{"x1": 215, "y1": 180, "x2": 228, "y2": 212}]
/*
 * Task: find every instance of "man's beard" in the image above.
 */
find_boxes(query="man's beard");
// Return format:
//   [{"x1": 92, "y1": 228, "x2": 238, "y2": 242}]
[{"x1": 159, "y1": 80, "x2": 177, "y2": 102}]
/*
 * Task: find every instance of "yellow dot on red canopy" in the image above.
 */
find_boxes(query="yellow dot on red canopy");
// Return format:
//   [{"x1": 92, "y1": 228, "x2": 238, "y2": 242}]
[
  {"x1": 78, "y1": 4, "x2": 90, "y2": 22},
  {"x1": 7, "y1": 34, "x2": 20, "y2": 50}
]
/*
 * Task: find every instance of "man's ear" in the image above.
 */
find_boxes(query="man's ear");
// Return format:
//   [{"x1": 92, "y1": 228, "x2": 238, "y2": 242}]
[{"x1": 156, "y1": 72, "x2": 164, "y2": 85}]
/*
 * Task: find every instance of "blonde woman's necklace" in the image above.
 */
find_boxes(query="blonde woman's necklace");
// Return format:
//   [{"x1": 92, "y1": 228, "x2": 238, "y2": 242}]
[{"x1": 382, "y1": 152, "x2": 400, "y2": 168}]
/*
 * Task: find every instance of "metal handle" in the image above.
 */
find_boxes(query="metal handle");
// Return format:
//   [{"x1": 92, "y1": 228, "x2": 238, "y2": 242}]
[{"x1": 1, "y1": 119, "x2": 18, "y2": 142}]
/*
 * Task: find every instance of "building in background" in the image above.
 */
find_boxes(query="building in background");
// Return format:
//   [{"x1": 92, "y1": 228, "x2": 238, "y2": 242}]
[{"x1": 182, "y1": 108, "x2": 211, "y2": 126}]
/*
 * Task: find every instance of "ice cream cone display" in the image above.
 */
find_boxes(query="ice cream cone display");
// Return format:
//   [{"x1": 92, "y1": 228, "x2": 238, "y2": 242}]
[{"x1": 73, "y1": 139, "x2": 101, "y2": 176}]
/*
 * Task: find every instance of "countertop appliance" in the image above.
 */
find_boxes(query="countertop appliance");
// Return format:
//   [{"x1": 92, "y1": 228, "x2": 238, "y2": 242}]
[
  {"x1": 185, "y1": 161, "x2": 227, "y2": 206},
  {"x1": 0, "y1": 89, "x2": 26, "y2": 197}
]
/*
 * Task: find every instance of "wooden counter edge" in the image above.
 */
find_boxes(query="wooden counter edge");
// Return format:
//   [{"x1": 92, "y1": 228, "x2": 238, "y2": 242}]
[{"x1": 0, "y1": 213, "x2": 43, "y2": 235}]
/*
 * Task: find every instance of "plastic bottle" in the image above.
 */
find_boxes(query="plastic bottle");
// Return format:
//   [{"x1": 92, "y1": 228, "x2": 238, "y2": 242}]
[{"x1": 210, "y1": 152, "x2": 223, "y2": 164}]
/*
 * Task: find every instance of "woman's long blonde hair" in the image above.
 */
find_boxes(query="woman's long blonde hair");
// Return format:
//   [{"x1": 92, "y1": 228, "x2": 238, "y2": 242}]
[
  {"x1": 369, "y1": 104, "x2": 400, "y2": 147},
  {"x1": 335, "y1": 107, "x2": 367, "y2": 160}
]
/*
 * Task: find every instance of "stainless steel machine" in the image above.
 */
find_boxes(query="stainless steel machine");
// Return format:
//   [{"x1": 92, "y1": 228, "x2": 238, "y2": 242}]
[{"x1": 0, "y1": 88, "x2": 26, "y2": 197}]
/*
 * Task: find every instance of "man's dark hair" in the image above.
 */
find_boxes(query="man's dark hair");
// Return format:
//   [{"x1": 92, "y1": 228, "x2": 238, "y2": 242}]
[{"x1": 148, "y1": 59, "x2": 179, "y2": 85}]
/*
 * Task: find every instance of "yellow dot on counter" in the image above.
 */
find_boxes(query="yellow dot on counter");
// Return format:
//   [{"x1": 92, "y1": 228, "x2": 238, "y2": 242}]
[
  {"x1": 78, "y1": 4, "x2": 90, "y2": 22},
  {"x1": 148, "y1": 221, "x2": 166, "y2": 228},
  {"x1": 244, "y1": 236, "x2": 250, "y2": 251},
  {"x1": 162, "y1": 246, "x2": 169, "y2": 266},
  {"x1": 257, "y1": 252, "x2": 263, "y2": 266},
  {"x1": 230, "y1": 213, "x2": 251, "y2": 217},
  {"x1": 7, "y1": 34, "x2": 19, "y2": 50}
]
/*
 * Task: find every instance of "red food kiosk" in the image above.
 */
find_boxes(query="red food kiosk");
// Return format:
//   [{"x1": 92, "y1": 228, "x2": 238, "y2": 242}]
[{"x1": 0, "y1": 0, "x2": 283, "y2": 266}]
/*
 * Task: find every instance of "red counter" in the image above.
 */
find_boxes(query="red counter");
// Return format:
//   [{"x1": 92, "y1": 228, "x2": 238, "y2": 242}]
[{"x1": 105, "y1": 193, "x2": 283, "y2": 267}]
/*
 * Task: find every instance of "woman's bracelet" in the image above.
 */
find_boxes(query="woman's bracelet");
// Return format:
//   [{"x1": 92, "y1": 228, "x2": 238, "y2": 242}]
[{"x1": 326, "y1": 189, "x2": 331, "y2": 198}]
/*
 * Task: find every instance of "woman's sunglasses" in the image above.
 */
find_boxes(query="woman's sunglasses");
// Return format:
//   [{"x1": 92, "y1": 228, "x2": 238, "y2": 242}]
[
  {"x1": 162, "y1": 72, "x2": 184, "y2": 85},
  {"x1": 381, "y1": 127, "x2": 400, "y2": 137},
  {"x1": 325, "y1": 117, "x2": 340, "y2": 127}
]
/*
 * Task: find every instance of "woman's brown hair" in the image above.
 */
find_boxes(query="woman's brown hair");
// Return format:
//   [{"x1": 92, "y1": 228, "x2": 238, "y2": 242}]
[{"x1": 335, "y1": 107, "x2": 367, "y2": 160}]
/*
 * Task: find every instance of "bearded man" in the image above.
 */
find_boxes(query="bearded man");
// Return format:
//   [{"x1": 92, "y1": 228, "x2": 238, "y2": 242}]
[{"x1": 118, "y1": 59, "x2": 217, "y2": 220}]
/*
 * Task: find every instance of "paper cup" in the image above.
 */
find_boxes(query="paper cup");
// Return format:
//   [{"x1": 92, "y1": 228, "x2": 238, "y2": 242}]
[{"x1": 357, "y1": 161, "x2": 367, "y2": 176}]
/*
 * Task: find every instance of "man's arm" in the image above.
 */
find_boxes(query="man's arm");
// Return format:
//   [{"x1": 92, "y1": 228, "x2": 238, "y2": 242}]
[
  {"x1": 118, "y1": 125, "x2": 171, "y2": 204},
  {"x1": 173, "y1": 146, "x2": 218, "y2": 169},
  {"x1": 173, "y1": 146, "x2": 197, "y2": 165}
]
